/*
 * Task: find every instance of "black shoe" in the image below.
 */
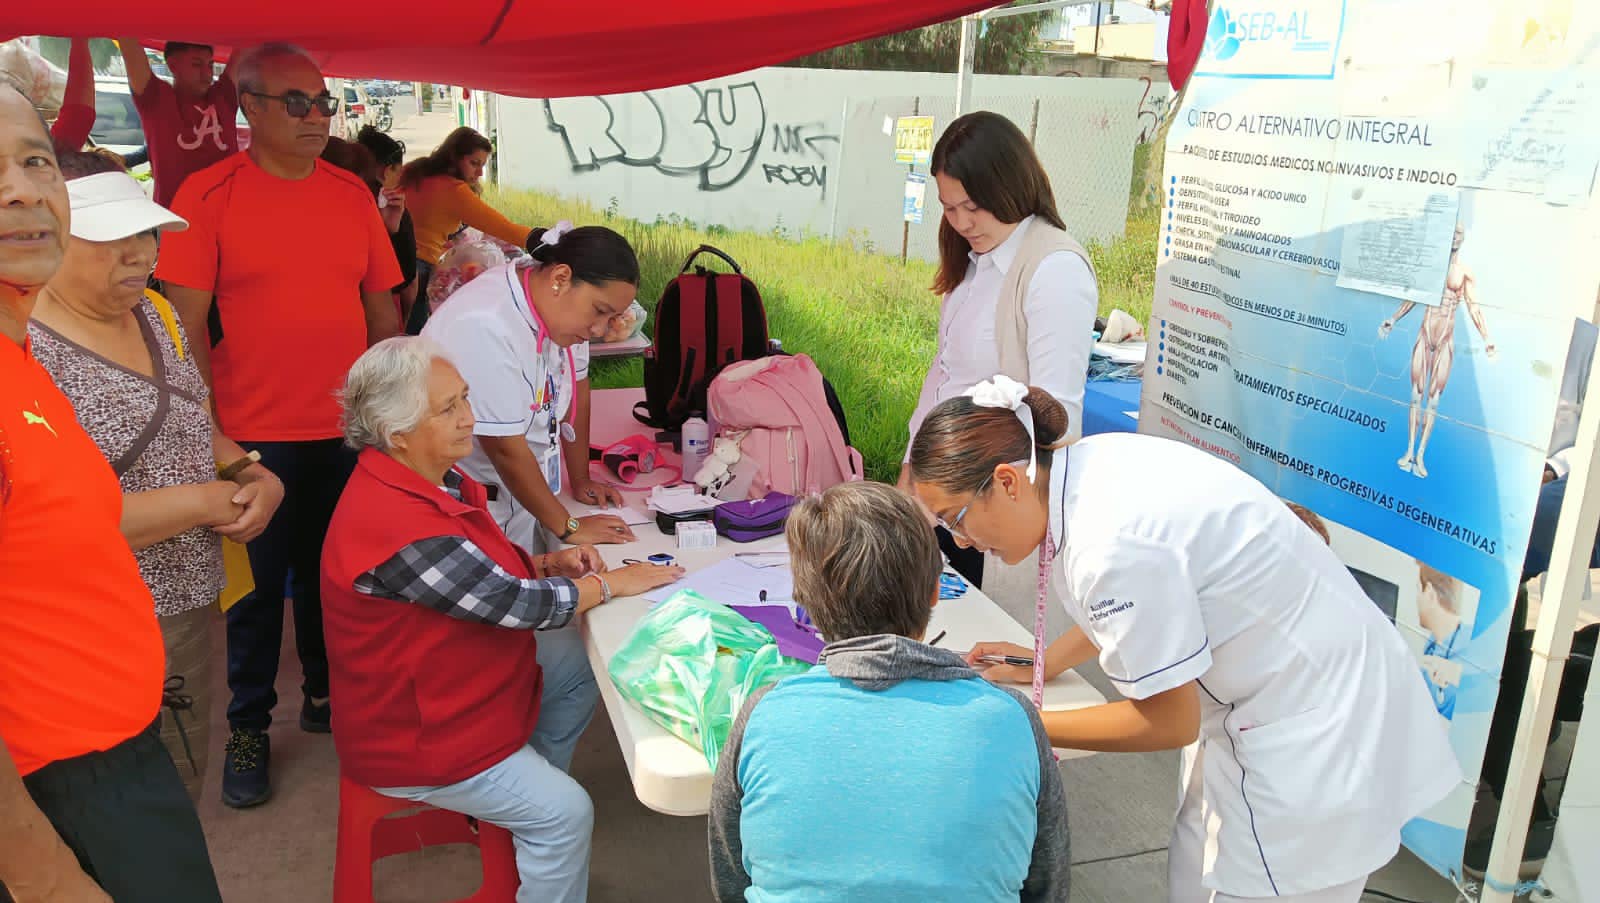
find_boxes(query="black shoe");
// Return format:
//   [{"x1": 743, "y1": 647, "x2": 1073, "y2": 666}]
[
  {"x1": 1463, "y1": 815, "x2": 1556, "y2": 880},
  {"x1": 299, "y1": 697, "x2": 332, "y2": 734},
  {"x1": 221, "y1": 728, "x2": 271, "y2": 809}
]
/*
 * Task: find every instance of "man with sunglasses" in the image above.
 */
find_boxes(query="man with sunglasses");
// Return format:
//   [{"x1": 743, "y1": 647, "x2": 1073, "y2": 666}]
[
  {"x1": 116, "y1": 38, "x2": 240, "y2": 208},
  {"x1": 157, "y1": 42, "x2": 403, "y2": 810}
]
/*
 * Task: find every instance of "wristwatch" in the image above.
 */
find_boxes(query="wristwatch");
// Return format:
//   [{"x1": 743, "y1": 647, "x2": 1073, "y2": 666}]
[{"x1": 559, "y1": 516, "x2": 581, "y2": 541}]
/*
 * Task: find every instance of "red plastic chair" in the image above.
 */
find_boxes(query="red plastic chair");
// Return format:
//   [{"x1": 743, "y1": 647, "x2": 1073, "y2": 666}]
[{"x1": 333, "y1": 774, "x2": 520, "y2": 903}]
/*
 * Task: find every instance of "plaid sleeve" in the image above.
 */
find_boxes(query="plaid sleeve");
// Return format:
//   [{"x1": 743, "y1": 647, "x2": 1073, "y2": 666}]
[{"x1": 355, "y1": 535, "x2": 579, "y2": 630}]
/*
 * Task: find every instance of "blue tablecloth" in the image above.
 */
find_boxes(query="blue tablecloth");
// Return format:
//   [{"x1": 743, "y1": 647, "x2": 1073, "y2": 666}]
[{"x1": 1082, "y1": 379, "x2": 1142, "y2": 436}]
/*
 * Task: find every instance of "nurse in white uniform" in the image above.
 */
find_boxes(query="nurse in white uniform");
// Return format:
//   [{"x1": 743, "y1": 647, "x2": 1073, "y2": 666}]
[
  {"x1": 422, "y1": 224, "x2": 642, "y2": 767},
  {"x1": 423, "y1": 223, "x2": 637, "y2": 556},
  {"x1": 909, "y1": 377, "x2": 1461, "y2": 903},
  {"x1": 897, "y1": 111, "x2": 1099, "y2": 590}
]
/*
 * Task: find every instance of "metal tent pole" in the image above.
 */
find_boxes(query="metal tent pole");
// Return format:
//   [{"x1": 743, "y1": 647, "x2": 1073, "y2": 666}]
[{"x1": 1480, "y1": 341, "x2": 1600, "y2": 901}]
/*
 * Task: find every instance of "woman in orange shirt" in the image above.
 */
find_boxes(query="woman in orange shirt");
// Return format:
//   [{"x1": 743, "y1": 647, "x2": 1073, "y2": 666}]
[{"x1": 403, "y1": 127, "x2": 536, "y2": 333}]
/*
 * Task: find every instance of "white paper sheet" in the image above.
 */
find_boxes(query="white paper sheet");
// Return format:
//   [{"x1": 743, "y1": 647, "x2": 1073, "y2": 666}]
[
  {"x1": 646, "y1": 485, "x2": 719, "y2": 515},
  {"x1": 643, "y1": 557, "x2": 794, "y2": 606},
  {"x1": 1335, "y1": 186, "x2": 1459, "y2": 304},
  {"x1": 1460, "y1": 69, "x2": 1600, "y2": 204},
  {"x1": 732, "y1": 551, "x2": 790, "y2": 568},
  {"x1": 569, "y1": 503, "x2": 652, "y2": 526}
]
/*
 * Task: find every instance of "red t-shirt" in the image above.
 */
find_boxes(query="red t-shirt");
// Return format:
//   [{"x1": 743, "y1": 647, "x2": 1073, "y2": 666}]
[
  {"x1": 157, "y1": 153, "x2": 402, "y2": 441},
  {"x1": 0, "y1": 337, "x2": 165, "y2": 776},
  {"x1": 132, "y1": 76, "x2": 239, "y2": 208}
]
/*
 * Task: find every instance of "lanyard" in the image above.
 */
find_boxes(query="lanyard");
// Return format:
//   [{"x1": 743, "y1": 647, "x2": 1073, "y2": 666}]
[
  {"x1": 518, "y1": 265, "x2": 577, "y2": 431},
  {"x1": 1033, "y1": 530, "x2": 1056, "y2": 708},
  {"x1": 1425, "y1": 623, "x2": 1460, "y2": 660}
]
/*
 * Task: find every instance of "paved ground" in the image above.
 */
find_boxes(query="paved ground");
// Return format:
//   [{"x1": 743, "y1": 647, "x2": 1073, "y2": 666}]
[
  {"x1": 385, "y1": 100, "x2": 455, "y2": 161},
  {"x1": 194, "y1": 567, "x2": 1480, "y2": 903}
]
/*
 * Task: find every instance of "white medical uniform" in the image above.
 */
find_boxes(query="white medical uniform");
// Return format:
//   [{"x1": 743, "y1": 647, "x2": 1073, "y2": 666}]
[
  {"x1": 1045, "y1": 433, "x2": 1459, "y2": 902},
  {"x1": 905, "y1": 215, "x2": 1097, "y2": 458},
  {"x1": 423, "y1": 262, "x2": 590, "y2": 556}
]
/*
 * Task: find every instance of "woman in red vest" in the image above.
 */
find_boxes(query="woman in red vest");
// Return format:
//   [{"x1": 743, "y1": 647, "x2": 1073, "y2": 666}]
[{"x1": 321, "y1": 337, "x2": 680, "y2": 903}]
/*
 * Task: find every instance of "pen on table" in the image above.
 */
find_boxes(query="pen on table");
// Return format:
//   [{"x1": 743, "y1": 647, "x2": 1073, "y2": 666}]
[
  {"x1": 976, "y1": 654, "x2": 1034, "y2": 667},
  {"x1": 928, "y1": 630, "x2": 946, "y2": 647}
]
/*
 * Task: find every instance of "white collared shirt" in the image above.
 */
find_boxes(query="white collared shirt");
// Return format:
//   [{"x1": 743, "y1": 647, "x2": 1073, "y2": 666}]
[
  {"x1": 905, "y1": 215, "x2": 1097, "y2": 460},
  {"x1": 1044, "y1": 435, "x2": 1458, "y2": 896},
  {"x1": 422, "y1": 262, "x2": 590, "y2": 500}
]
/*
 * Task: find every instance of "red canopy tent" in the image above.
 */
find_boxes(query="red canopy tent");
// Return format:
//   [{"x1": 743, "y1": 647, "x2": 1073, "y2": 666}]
[{"x1": 8, "y1": 0, "x2": 1015, "y2": 97}]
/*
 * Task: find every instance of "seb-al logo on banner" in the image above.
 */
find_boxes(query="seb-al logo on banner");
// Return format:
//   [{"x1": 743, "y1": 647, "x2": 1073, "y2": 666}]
[{"x1": 1196, "y1": 0, "x2": 1346, "y2": 80}]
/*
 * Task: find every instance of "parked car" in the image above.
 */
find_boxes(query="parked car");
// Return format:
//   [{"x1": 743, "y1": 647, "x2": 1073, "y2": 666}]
[
  {"x1": 343, "y1": 82, "x2": 377, "y2": 130},
  {"x1": 90, "y1": 76, "x2": 144, "y2": 160}
]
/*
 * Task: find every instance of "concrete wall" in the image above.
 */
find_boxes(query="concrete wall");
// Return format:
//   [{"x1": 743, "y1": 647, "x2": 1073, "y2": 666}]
[
  {"x1": 493, "y1": 67, "x2": 1145, "y2": 260},
  {"x1": 1072, "y1": 22, "x2": 1162, "y2": 59}
]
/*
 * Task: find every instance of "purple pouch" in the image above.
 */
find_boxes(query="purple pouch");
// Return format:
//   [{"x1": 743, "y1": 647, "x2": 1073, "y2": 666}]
[{"x1": 713, "y1": 493, "x2": 799, "y2": 543}]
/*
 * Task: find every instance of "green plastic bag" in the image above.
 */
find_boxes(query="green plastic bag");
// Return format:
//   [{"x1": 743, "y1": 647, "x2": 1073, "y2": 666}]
[{"x1": 608, "y1": 590, "x2": 813, "y2": 770}]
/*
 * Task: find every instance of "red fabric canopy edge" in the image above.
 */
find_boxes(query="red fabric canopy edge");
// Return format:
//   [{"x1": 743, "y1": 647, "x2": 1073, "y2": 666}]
[{"x1": 12, "y1": 0, "x2": 1000, "y2": 98}]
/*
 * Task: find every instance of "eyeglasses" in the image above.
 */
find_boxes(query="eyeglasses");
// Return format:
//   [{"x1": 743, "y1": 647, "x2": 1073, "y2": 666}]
[
  {"x1": 935, "y1": 471, "x2": 995, "y2": 539},
  {"x1": 244, "y1": 90, "x2": 340, "y2": 118}
]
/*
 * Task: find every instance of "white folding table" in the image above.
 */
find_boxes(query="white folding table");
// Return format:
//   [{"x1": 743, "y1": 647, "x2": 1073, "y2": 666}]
[{"x1": 572, "y1": 388, "x2": 1106, "y2": 816}]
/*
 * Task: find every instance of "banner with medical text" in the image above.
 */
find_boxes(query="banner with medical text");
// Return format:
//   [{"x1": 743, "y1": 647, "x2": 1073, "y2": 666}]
[{"x1": 1142, "y1": 0, "x2": 1600, "y2": 884}]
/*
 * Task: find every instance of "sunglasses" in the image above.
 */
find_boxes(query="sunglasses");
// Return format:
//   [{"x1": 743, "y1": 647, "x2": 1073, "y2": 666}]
[{"x1": 245, "y1": 90, "x2": 340, "y2": 118}]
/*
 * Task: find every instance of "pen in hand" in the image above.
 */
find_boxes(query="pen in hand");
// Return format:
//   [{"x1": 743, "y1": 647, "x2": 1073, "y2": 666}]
[{"x1": 976, "y1": 654, "x2": 1034, "y2": 667}]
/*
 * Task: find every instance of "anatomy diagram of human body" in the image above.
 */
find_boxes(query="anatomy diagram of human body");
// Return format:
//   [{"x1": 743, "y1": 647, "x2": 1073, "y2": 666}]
[{"x1": 1379, "y1": 226, "x2": 1496, "y2": 479}]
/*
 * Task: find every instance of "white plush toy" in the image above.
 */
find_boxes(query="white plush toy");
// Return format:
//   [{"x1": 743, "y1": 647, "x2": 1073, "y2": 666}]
[{"x1": 694, "y1": 436, "x2": 743, "y2": 492}]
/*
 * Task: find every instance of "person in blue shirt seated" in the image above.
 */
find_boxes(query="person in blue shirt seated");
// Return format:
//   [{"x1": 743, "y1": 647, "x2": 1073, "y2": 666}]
[{"x1": 707, "y1": 481, "x2": 1070, "y2": 902}]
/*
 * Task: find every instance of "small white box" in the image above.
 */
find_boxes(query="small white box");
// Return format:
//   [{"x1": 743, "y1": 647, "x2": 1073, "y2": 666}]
[{"x1": 676, "y1": 521, "x2": 718, "y2": 550}]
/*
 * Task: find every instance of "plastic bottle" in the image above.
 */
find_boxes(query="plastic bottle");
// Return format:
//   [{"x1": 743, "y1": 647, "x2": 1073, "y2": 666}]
[{"x1": 682, "y1": 415, "x2": 710, "y2": 482}]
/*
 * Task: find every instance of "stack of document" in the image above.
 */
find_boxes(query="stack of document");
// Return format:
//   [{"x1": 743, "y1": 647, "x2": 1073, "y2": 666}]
[
  {"x1": 646, "y1": 484, "x2": 719, "y2": 516},
  {"x1": 643, "y1": 557, "x2": 793, "y2": 606}
]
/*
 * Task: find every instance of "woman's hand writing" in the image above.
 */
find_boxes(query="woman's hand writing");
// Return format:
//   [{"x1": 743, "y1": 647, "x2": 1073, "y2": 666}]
[{"x1": 965, "y1": 641, "x2": 1037, "y2": 684}]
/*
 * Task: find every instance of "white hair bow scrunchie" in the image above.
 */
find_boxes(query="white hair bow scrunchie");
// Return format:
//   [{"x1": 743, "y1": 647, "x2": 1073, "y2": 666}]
[
  {"x1": 966, "y1": 374, "x2": 1039, "y2": 482},
  {"x1": 536, "y1": 220, "x2": 574, "y2": 251}
]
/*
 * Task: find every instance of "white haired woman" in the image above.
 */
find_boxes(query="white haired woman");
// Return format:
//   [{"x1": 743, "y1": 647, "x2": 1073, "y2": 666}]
[{"x1": 320, "y1": 337, "x2": 680, "y2": 903}]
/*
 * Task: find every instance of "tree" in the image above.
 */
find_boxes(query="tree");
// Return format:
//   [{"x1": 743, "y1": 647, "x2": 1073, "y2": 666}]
[{"x1": 783, "y1": 5, "x2": 1041, "y2": 74}]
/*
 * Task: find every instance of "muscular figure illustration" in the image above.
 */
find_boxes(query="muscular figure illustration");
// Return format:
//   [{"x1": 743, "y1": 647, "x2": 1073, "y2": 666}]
[{"x1": 1378, "y1": 224, "x2": 1496, "y2": 479}]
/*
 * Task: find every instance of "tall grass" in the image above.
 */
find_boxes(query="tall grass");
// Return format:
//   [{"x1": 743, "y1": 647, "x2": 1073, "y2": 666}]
[{"x1": 487, "y1": 186, "x2": 1159, "y2": 482}]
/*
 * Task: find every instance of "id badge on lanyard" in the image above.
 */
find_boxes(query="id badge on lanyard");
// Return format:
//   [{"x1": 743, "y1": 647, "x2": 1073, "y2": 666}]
[
  {"x1": 537, "y1": 371, "x2": 569, "y2": 494},
  {"x1": 521, "y1": 265, "x2": 578, "y2": 492}
]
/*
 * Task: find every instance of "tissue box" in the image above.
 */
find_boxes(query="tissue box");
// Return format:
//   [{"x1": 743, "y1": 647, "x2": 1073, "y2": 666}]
[{"x1": 676, "y1": 521, "x2": 718, "y2": 550}]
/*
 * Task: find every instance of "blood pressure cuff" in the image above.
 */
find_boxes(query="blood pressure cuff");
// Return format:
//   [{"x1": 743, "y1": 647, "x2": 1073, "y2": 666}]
[{"x1": 590, "y1": 435, "x2": 661, "y2": 483}]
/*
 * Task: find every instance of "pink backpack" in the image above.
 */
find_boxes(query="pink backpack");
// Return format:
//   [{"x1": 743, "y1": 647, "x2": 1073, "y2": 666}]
[{"x1": 707, "y1": 355, "x2": 863, "y2": 498}]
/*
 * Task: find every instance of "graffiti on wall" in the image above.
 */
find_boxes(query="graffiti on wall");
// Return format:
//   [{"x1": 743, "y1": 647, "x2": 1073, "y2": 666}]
[
  {"x1": 544, "y1": 82, "x2": 839, "y2": 196},
  {"x1": 1055, "y1": 73, "x2": 1170, "y2": 143},
  {"x1": 762, "y1": 121, "x2": 838, "y2": 194},
  {"x1": 1136, "y1": 76, "x2": 1170, "y2": 144}
]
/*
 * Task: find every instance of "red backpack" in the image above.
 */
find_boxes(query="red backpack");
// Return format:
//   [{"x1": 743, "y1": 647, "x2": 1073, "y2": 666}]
[{"x1": 634, "y1": 245, "x2": 769, "y2": 431}]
